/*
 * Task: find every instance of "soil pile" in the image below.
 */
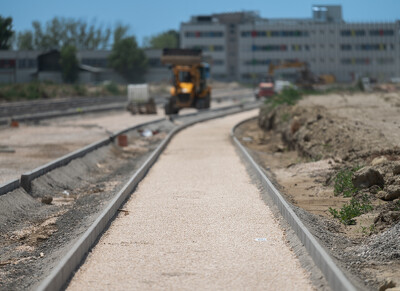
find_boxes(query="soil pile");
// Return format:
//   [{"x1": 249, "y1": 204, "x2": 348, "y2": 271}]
[{"x1": 237, "y1": 91, "x2": 400, "y2": 290}]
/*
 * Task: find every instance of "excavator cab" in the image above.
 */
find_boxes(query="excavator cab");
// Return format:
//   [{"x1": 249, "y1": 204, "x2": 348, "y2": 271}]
[{"x1": 162, "y1": 49, "x2": 211, "y2": 115}]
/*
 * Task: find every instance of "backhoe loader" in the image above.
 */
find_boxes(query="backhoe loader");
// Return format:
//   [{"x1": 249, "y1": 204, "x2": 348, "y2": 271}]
[{"x1": 161, "y1": 49, "x2": 211, "y2": 115}]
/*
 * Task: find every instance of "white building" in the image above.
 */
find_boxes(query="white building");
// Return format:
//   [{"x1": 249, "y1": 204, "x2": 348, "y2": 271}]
[{"x1": 180, "y1": 5, "x2": 400, "y2": 82}]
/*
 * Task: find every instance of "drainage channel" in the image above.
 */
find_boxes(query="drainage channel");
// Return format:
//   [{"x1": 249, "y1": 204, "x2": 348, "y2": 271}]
[
  {"x1": 231, "y1": 118, "x2": 357, "y2": 291},
  {"x1": 0, "y1": 101, "x2": 257, "y2": 291}
]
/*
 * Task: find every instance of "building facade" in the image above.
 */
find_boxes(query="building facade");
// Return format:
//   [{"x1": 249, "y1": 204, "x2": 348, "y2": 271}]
[{"x1": 180, "y1": 5, "x2": 400, "y2": 82}]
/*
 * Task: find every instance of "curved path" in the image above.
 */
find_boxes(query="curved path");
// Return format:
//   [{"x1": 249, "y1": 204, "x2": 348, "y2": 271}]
[{"x1": 68, "y1": 110, "x2": 312, "y2": 290}]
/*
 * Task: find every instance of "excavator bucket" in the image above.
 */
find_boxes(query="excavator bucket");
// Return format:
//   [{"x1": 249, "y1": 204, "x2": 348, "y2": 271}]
[{"x1": 161, "y1": 49, "x2": 202, "y2": 66}]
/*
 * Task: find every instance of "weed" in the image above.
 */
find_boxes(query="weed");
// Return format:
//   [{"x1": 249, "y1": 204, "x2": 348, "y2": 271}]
[
  {"x1": 394, "y1": 200, "x2": 400, "y2": 211},
  {"x1": 73, "y1": 84, "x2": 87, "y2": 96},
  {"x1": 329, "y1": 195, "x2": 373, "y2": 225},
  {"x1": 265, "y1": 87, "x2": 302, "y2": 108},
  {"x1": 280, "y1": 112, "x2": 291, "y2": 122},
  {"x1": 334, "y1": 165, "x2": 362, "y2": 197}
]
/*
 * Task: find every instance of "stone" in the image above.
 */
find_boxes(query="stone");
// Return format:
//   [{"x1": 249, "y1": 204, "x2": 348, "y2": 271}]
[
  {"x1": 41, "y1": 196, "x2": 53, "y2": 205},
  {"x1": 384, "y1": 185, "x2": 400, "y2": 201},
  {"x1": 371, "y1": 156, "x2": 387, "y2": 166},
  {"x1": 290, "y1": 116, "x2": 301, "y2": 134},
  {"x1": 377, "y1": 191, "x2": 387, "y2": 200},
  {"x1": 352, "y1": 167, "x2": 384, "y2": 189},
  {"x1": 393, "y1": 163, "x2": 400, "y2": 175}
]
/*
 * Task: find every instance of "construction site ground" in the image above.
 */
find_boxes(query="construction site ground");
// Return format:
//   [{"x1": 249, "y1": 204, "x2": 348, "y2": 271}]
[{"x1": 235, "y1": 90, "x2": 400, "y2": 290}]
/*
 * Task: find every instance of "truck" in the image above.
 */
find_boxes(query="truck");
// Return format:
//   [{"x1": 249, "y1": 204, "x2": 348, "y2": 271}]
[{"x1": 161, "y1": 49, "x2": 211, "y2": 115}]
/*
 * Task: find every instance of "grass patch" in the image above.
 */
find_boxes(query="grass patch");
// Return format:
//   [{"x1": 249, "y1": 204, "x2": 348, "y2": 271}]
[
  {"x1": 334, "y1": 166, "x2": 362, "y2": 198},
  {"x1": 329, "y1": 195, "x2": 373, "y2": 225}
]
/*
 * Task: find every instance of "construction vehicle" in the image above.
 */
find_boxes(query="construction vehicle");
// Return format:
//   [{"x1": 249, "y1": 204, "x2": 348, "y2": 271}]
[
  {"x1": 255, "y1": 76, "x2": 275, "y2": 99},
  {"x1": 161, "y1": 49, "x2": 211, "y2": 115},
  {"x1": 268, "y1": 61, "x2": 316, "y2": 90}
]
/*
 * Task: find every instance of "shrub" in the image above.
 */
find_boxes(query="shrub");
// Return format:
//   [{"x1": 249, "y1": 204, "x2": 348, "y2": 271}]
[
  {"x1": 329, "y1": 195, "x2": 373, "y2": 225},
  {"x1": 334, "y1": 166, "x2": 362, "y2": 197},
  {"x1": 265, "y1": 87, "x2": 302, "y2": 108}
]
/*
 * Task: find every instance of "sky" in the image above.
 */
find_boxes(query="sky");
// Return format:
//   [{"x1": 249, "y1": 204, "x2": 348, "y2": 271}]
[{"x1": 1, "y1": 0, "x2": 400, "y2": 46}]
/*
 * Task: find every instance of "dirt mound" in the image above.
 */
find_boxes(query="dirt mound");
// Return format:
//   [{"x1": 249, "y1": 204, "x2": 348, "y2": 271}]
[{"x1": 237, "y1": 91, "x2": 400, "y2": 289}]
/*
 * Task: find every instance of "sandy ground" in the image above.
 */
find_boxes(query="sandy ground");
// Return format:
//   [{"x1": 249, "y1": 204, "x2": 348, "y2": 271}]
[
  {"x1": 0, "y1": 98, "x2": 246, "y2": 185},
  {"x1": 0, "y1": 110, "x2": 164, "y2": 184},
  {"x1": 67, "y1": 110, "x2": 312, "y2": 290}
]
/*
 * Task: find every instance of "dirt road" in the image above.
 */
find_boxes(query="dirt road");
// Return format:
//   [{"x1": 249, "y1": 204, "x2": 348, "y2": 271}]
[{"x1": 67, "y1": 110, "x2": 313, "y2": 290}]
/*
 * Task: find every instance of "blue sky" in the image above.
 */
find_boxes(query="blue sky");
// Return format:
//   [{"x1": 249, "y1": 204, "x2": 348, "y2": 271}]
[{"x1": 1, "y1": 0, "x2": 399, "y2": 46}]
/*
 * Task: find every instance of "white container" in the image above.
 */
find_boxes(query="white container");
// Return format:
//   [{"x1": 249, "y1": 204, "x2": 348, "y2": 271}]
[{"x1": 127, "y1": 84, "x2": 149, "y2": 103}]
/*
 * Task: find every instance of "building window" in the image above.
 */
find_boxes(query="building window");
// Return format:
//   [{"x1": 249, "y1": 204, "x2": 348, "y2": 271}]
[
  {"x1": 190, "y1": 45, "x2": 224, "y2": 52},
  {"x1": 341, "y1": 58, "x2": 371, "y2": 65},
  {"x1": 241, "y1": 30, "x2": 308, "y2": 38},
  {"x1": 341, "y1": 44, "x2": 352, "y2": 51},
  {"x1": 185, "y1": 31, "x2": 224, "y2": 38},
  {"x1": 377, "y1": 57, "x2": 394, "y2": 64},
  {"x1": 213, "y1": 59, "x2": 224, "y2": 65},
  {"x1": 18, "y1": 58, "x2": 37, "y2": 69},
  {"x1": 0, "y1": 59, "x2": 16, "y2": 69},
  {"x1": 340, "y1": 29, "x2": 366, "y2": 37},
  {"x1": 251, "y1": 45, "x2": 287, "y2": 51},
  {"x1": 369, "y1": 29, "x2": 394, "y2": 36}
]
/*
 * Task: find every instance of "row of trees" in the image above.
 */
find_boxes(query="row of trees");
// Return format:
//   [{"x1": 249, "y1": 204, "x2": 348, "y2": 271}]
[{"x1": 0, "y1": 16, "x2": 179, "y2": 83}]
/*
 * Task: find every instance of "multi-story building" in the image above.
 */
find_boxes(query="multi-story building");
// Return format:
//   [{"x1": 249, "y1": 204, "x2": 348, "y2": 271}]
[{"x1": 180, "y1": 5, "x2": 400, "y2": 82}]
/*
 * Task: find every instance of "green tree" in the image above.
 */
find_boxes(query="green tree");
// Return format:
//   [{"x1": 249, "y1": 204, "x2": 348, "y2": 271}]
[
  {"x1": 144, "y1": 30, "x2": 179, "y2": 49},
  {"x1": 17, "y1": 31, "x2": 34, "y2": 50},
  {"x1": 23, "y1": 17, "x2": 112, "y2": 50},
  {"x1": 0, "y1": 16, "x2": 14, "y2": 50},
  {"x1": 108, "y1": 36, "x2": 147, "y2": 83},
  {"x1": 60, "y1": 44, "x2": 79, "y2": 83}
]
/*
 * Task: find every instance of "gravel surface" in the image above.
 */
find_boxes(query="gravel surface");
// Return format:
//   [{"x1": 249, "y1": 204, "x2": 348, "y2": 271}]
[{"x1": 68, "y1": 110, "x2": 313, "y2": 290}]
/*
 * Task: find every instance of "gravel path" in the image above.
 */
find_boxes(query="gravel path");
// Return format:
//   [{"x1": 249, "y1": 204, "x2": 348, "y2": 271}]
[{"x1": 67, "y1": 110, "x2": 312, "y2": 290}]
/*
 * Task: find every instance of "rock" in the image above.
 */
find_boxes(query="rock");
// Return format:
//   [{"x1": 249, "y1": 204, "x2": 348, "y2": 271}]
[
  {"x1": 352, "y1": 167, "x2": 384, "y2": 189},
  {"x1": 290, "y1": 116, "x2": 301, "y2": 134},
  {"x1": 393, "y1": 163, "x2": 400, "y2": 175},
  {"x1": 370, "y1": 185, "x2": 381, "y2": 194},
  {"x1": 377, "y1": 191, "x2": 387, "y2": 200},
  {"x1": 276, "y1": 145, "x2": 285, "y2": 152},
  {"x1": 41, "y1": 196, "x2": 53, "y2": 205},
  {"x1": 385, "y1": 185, "x2": 400, "y2": 201},
  {"x1": 371, "y1": 156, "x2": 388, "y2": 166},
  {"x1": 379, "y1": 279, "x2": 396, "y2": 291}
]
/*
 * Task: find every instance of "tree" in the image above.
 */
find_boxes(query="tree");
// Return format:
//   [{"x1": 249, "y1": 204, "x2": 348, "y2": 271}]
[
  {"x1": 0, "y1": 16, "x2": 14, "y2": 50},
  {"x1": 17, "y1": 17, "x2": 113, "y2": 50},
  {"x1": 17, "y1": 31, "x2": 34, "y2": 50},
  {"x1": 60, "y1": 44, "x2": 79, "y2": 83},
  {"x1": 108, "y1": 36, "x2": 147, "y2": 83},
  {"x1": 144, "y1": 30, "x2": 179, "y2": 49}
]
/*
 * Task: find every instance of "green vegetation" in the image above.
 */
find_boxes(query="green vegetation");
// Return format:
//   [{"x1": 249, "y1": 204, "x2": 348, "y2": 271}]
[
  {"x1": 334, "y1": 166, "x2": 362, "y2": 197},
  {"x1": 0, "y1": 16, "x2": 14, "y2": 50},
  {"x1": 265, "y1": 87, "x2": 302, "y2": 107},
  {"x1": 108, "y1": 36, "x2": 147, "y2": 83},
  {"x1": 60, "y1": 45, "x2": 79, "y2": 83},
  {"x1": 329, "y1": 195, "x2": 373, "y2": 225},
  {"x1": 0, "y1": 82, "x2": 124, "y2": 101},
  {"x1": 143, "y1": 30, "x2": 179, "y2": 49},
  {"x1": 104, "y1": 81, "x2": 120, "y2": 95}
]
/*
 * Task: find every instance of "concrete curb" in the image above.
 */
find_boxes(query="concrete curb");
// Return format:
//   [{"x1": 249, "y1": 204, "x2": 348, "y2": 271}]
[
  {"x1": 19, "y1": 118, "x2": 166, "y2": 193},
  {"x1": 0, "y1": 179, "x2": 20, "y2": 196},
  {"x1": 36, "y1": 102, "x2": 259, "y2": 291},
  {"x1": 231, "y1": 117, "x2": 356, "y2": 291}
]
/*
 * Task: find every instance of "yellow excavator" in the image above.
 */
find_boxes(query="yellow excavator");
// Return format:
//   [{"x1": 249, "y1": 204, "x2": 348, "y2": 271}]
[{"x1": 161, "y1": 49, "x2": 211, "y2": 115}]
